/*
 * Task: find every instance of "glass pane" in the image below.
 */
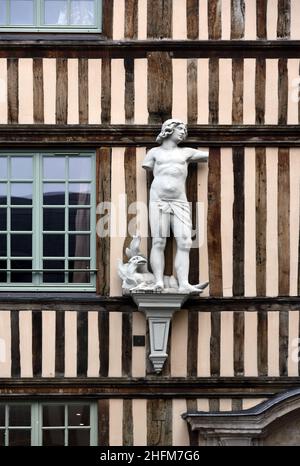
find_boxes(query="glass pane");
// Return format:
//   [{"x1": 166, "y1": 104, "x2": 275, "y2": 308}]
[
  {"x1": 0, "y1": 208, "x2": 6, "y2": 230},
  {"x1": 70, "y1": 0, "x2": 95, "y2": 25},
  {"x1": 0, "y1": 406, "x2": 4, "y2": 426},
  {"x1": 68, "y1": 260, "x2": 90, "y2": 284},
  {"x1": 8, "y1": 429, "x2": 31, "y2": 446},
  {"x1": 43, "y1": 183, "x2": 65, "y2": 205},
  {"x1": 11, "y1": 260, "x2": 32, "y2": 283},
  {"x1": 11, "y1": 183, "x2": 32, "y2": 205},
  {"x1": 11, "y1": 157, "x2": 32, "y2": 179},
  {"x1": 69, "y1": 157, "x2": 91, "y2": 180},
  {"x1": 68, "y1": 429, "x2": 90, "y2": 446},
  {"x1": 43, "y1": 260, "x2": 65, "y2": 283},
  {"x1": 11, "y1": 234, "x2": 32, "y2": 257},
  {"x1": 69, "y1": 208, "x2": 90, "y2": 231},
  {"x1": 69, "y1": 235, "x2": 90, "y2": 257},
  {"x1": 0, "y1": 429, "x2": 4, "y2": 446},
  {"x1": 44, "y1": 0, "x2": 68, "y2": 25},
  {"x1": 0, "y1": 260, "x2": 6, "y2": 282},
  {"x1": 43, "y1": 208, "x2": 65, "y2": 231},
  {"x1": 68, "y1": 405, "x2": 90, "y2": 426},
  {"x1": 43, "y1": 157, "x2": 65, "y2": 179},
  {"x1": 43, "y1": 234, "x2": 65, "y2": 257},
  {"x1": 69, "y1": 183, "x2": 90, "y2": 205},
  {"x1": 0, "y1": 157, "x2": 7, "y2": 179},
  {"x1": 43, "y1": 429, "x2": 64, "y2": 446},
  {"x1": 9, "y1": 405, "x2": 31, "y2": 426},
  {"x1": 0, "y1": 234, "x2": 7, "y2": 256},
  {"x1": 0, "y1": 184, "x2": 6, "y2": 204},
  {"x1": 43, "y1": 405, "x2": 65, "y2": 427},
  {"x1": 0, "y1": 1, "x2": 6, "y2": 25},
  {"x1": 11, "y1": 208, "x2": 32, "y2": 231},
  {"x1": 10, "y1": 0, "x2": 34, "y2": 25}
]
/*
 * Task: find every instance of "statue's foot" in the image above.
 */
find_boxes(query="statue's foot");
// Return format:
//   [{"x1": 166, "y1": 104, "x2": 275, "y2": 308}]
[
  {"x1": 153, "y1": 281, "x2": 164, "y2": 292},
  {"x1": 178, "y1": 281, "x2": 209, "y2": 294}
]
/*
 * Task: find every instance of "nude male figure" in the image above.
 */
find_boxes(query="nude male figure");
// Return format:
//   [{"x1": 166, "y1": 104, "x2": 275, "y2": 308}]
[{"x1": 142, "y1": 119, "x2": 209, "y2": 293}]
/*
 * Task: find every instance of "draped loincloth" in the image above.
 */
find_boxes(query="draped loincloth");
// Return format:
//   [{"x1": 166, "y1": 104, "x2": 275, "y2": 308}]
[{"x1": 156, "y1": 199, "x2": 192, "y2": 230}]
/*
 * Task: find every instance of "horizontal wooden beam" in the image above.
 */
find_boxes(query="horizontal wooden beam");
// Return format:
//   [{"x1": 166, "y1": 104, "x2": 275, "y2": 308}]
[
  {"x1": 1, "y1": 125, "x2": 300, "y2": 146},
  {"x1": 0, "y1": 377, "x2": 298, "y2": 398},
  {"x1": 0, "y1": 40, "x2": 300, "y2": 58},
  {"x1": 0, "y1": 293, "x2": 299, "y2": 312}
]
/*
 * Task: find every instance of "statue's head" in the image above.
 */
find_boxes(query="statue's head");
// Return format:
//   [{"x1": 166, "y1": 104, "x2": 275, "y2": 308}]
[{"x1": 156, "y1": 119, "x2": 187, "y2": 144}]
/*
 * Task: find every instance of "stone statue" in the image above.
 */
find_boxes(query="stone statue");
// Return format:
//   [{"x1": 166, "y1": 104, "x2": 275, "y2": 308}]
[
  {"x1": 118, "y1": 119, "x2": 209, "y2": 295},
  {"x1": 142, "y1": 119, "x2": 209, "y2": 293}
]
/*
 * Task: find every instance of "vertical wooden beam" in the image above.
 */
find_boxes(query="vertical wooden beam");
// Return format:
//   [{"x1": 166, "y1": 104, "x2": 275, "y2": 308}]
[
  {"x1": 278, "y1": 58, "x2": 288, "y2": 125},
  {"x1": 96, "y1": 147, "x2": 111, "y2": 296},
  {"x1": 7, "y1": 58, "x2": 18, "y2": 124},
  {"x1": 233, "y1": 311, "x2": 244, "y2": 376},
  {"x1": 186, "y1": 399, "x2": 198, "y2": 446},
  {"x1": 256, "y1": 0, "x2": 267, "y2": 39},
  {"x1": 231, "y1": 0, "x2": 245, "y2": 39},
  {"x1": 125, "y1": 58, "x2": 135, "y2": 124},
  {"x1": 123, "y1": 399, "x2": 133, "y2": 446},
  {"x1": 209, "y1": 58, "x2": 219, "y2": 124},
  {"x1": 98, "y1": 311, "x2": 109, "y2": 377},
  {"x1": 187, "y1": 59, "x2": 198, "y2": 124},
  {"x1": 32, "y1": 310, "x2": 42, "y2": 377},
  {"x1": 277, "y1": 0, "x2": 290, "y2": 38},
  {"x1": 210, "y1": 312, "x2": 221, "y2": 377},
  {"x1": 122, "y1": 312, "x2": 133, "y2": 377},
  {"x1": 187, "y1": 163, "x2": 199, "y2": 284},
  {"x1": 278, "y1": 148, "x2": 290, "y2": 296},
  {"x1": 232, "y1": 398, "x2": 243, "y2": 411},
  {"x1": 232, "y1": 147, "x2": 245, "y2": 296},
  {"x1": 207, "y1": 148, "x2": 223, "y2": 296},
  {"x1": 55, "y1": 310, "x2": 65, "y2": 377},
  {"x1": 123, "y1": 147, "x2": 137, "y2": 260},
  {"x1": 147, "y1": 51, "x2": 172, "y2": 124},
  {"x1": 257, "y1": 310, "x2": 268, "y2": 376},
  {"x1": 125, "y1": 0, "x2": 138, "y2": 39},
  {"x1": 101, "y1": 58, "x2": 111, "y2": 124},
  {"x1": 209, "y1": 398, "x2": 220, "y2": 411},
  {"x1": 102, "y1": 0, "x2": 114, "y2": 38},
  {"x1": 147, "y1": 0, "x2": 172, "y2": 38},
  {"x1": 77, "y1": 311, "x2": 88, "y2": 377},
  {"x1": 98, "y1": 399, "x2": 109, "y2": 446},
  {"x1": 232, "y1": 58, "x2": 243, "y2": 124},
  {"x1": 208, "y1": 0, "x2": 221, "y2": 39},
  {"x1": 256, "y1": 148, "x2": 267, "y2": 296},
  {"x1": 255, "y1": 58, "x2": 266, "y2": 124},
  {"x1": 11, "y1": 311, "x2": 20, "y2": 378},
  {"x1": 56, "y1": 58, "x2": 68, "y2": 124},
  {"x1": 187, "y1": 0, "x2": 199, "y2": 39},
  {"x1": 147, "y1": 399, "x2": 172, "y2": 446},
  {"x1": 78, "y1": 58, "x2": 88, "y2": 125},
  {"x1": 33, "y1": 58, "x2": 44, "y2": 124},
  {"x1": 279, "y1": 310, "x2": 289, "y2": 376},
  {"x1": 187, "y1": 310, "x2": 198, "y2": 377}
]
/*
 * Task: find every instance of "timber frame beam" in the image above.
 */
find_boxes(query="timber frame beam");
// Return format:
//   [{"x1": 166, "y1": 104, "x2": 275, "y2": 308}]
[
  {"x1": 0, "y1": 40, "x2": 300, "y2": 58},
  {"x1": 1, "y1": 125, "x2": 300, "y2": 147}
]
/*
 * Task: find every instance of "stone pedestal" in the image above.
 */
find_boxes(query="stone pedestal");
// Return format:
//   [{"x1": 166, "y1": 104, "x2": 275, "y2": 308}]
[{"x1": 131, "y1": 293, "x2": 188, "y2": 373}]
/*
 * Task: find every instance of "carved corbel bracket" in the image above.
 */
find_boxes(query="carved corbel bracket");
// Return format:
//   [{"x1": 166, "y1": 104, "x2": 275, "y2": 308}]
[{"x1": 131, "y1": 292, "x2": 189, "y2": 373}]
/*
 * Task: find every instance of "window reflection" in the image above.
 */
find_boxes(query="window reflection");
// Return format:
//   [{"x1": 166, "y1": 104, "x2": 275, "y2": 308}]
[
  {"x1": 11, "y1": 260, "x2": 32, "y2": 283},
  {"x1": 9, "y1": 430, "x2": 31, "y2": 446},
  {"x1": 0, "y1": 184, "x2": 6, "y2": 204},
  {"x1": 9, "y1": 405, "x2": 31, "y2": 426},
  {"x1": 0, "y1": 234, "x2": 7, "y2": 256},
  {"x1": 43, "y1": 183, "x2": 65, "y2": 205},
  {"x1": 43, "y1": 157, "x2": 65, "y2": 179},
  {"x1": 43, "y1": 260, "x2": 65, "y2": 283},
  {"x1": 11, "y1": 208, "x2": 32, "y2": 231},
  {"x1": 11, "y1": 234, "x2": 32, "y2": 257},
  {"x1": 11, "y1": 183, "x2": 32, "y2": 205},
  {"x1": 69, "y1": 208, "x2": 90, "y2": 231},
  {"x1": 0, "y1": 209, "x2": 7, "y2": 230},
  {"x1": 68, "y1": 429, "x2": 90, "y2": 446},
  {"x1": 0, "y1": 158, "x2": 7, "y2": 179},
  {"x1": 44, "y1": 0, "x2": 68, "y2": 25},
  {"x1": 43, "y1": 405, "x2": 65, "y2": 427},
  {"x1": 11, "y1": 157, "x2": 32, "y2": 180},
  {"x1": 70, "y1": 0, "x2": 95, "y2": 25},
  {"x1": 68, "y1": 405, "x2": 90, "y2": 426},
  {"x1": 10, "y1": 0, "x2": 34, "y2": 25},
  {"x1": 69, "y1": 157, "x2": 91, "y2": 180},
  {"x1": 43, "y1": 234, "x2": 65, "y2": 257},
  {"x1": 43, "y1": 208, "x2": 65, "y2": 231},
  {"x1": 69, "y1": 183, "x2": 90, "y2": 205},
  {"x1": 42, "y1": 429, "x2": 65, "y2": 446}
]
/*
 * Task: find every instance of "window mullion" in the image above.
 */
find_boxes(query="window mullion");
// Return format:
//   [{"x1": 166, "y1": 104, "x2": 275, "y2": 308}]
[{"x1": 32, "y1": 154, "x2": 41, "y2": 286}]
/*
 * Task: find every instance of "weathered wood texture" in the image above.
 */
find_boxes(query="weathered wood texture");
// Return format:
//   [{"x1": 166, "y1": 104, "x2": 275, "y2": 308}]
[
  {"x1": 147, "y1": 52, "x2": 173, "y2": 124},
  {"x1": 33, "y1": 58, "x2": 44, "y2": 124},
  {"x1": 122, "y1": 312, "x2": 133, "y2": 377},
  {"x1": 277, "y1": 0, "x2": 291, "y2": 38},
  {"x1": 78, "y1": 58, "x2": 88, "y2": 125},
  {"x1": 233, "y1": 311, "x2": 244, "y2": 376},
  {"x1": 187, "y1": 59, "x2": 198, "y2": 124},
  {"x1": 255, "y1": 58, "x2": 266, "y2": 124},
  {"x1": 232, "y1": 147, "x2": 245, "y2": 296},
  {"x1": 123, "y1": 399, "x2": 134, "y2": 445},
  {"x1": 125, "y1": 58, "x2": 135, "y2": 123},
  {"x1": 55, "y1": 310, "x2": 65, "y2": 377},
  {"x1": 32, "y1": 310, "x2": 42, "y2": 377},
  {"x1": 98, "y1": 309, "x2": 109, "y2": 377},
  {"x1": 7, "y1": 59, "x2": 18, "y2": 124},
  {"x1": 231, "y1": 0, "x2": 245, "y2": 39},
  {"x1": 123, "y1": 147, "x2": 137, "y2": 261},
  {"x1": 257, "y1": 310, "x2": 268, "y2": 376},
  {"x1": 96, "y1": 147, "x2": 111, "y2": 296},
  {"x1": 278, "y1": 148, "x2": 290, "y2": 296},
  {"x1": 187, "y1": 163, "x2": 199, "y2": 284},
  {"x1": 279, "y1": 310, "x2": 289, "y2": 376},
  {"x1": 232, "y1": 58, "x2": 243, "y2": 124},
  {"x1": 56, "y1": 58, "x2": 68, "y2": 124},
  {"x1": 147, "y1": 0, "x2": 172, "y2": 38},
  {"x1": 187, "y1": 0, "x2": 199, "y2": 40},
  {"x1": 207, "y1": 148, "x2": 223, "y2": 296},
  {"x1": 125, "y1": 0, "x2": 138, "y2": 39},
  {"x1": 77, "y1": 311, "x2": 88, "y2": 377},
  {"x1": 256, "y1": 0, "x2": 267, "y2": 39},
  {"x1": 147, "y1": 399, "x2": 172, "y2": 446},
  {"x1": 98, "y1": 399, "x2": 109, "y2": 445},
  {"x1": 256, "y1": 147, "x2": 267, "y2": 297},
  {"x1": 101, "y1": 58, "x2": 111, "y2": 124},
  {"x1": 102, "y1": 0, "x2": 114, "y2": 38},
  {"x1": 209, "y1": 58, "x2": 219, "y2": 124},
  {"x1": 208, "y1": 0, "x2": 221, "y2": 39},
  {"x1": 11, "y1": 311, "x2": 20, "y2": 378},
  {"x1": 187, "y1": 310, "x2": 198, "y2": 377},
  {"x1": 210, "y1": 312, "x2": 221, "y2": 377}
]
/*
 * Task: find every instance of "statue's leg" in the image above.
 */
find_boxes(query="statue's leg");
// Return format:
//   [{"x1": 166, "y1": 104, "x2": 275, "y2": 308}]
[
  {"x1": 149, "y1": 203, "x2": 169, "y2": 289},
  {"x1": 172, "y1": 216, "x2": 192, "y2": 291}
]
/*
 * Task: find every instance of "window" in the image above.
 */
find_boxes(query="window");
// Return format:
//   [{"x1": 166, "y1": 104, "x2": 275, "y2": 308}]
[
  {"x1": 0, "y1": 402, "x2": 98, "y2": 446},
  {"x1": 0, "y1": 0, "x2": 102, "y2": 32},
  {"x1": 0, "y1": 151, "x2": 96, "y2": 291}
]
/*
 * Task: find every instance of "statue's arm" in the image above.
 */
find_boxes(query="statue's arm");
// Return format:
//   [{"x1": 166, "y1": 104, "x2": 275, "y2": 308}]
[
  {"x1": 142, "y1": 148, "x2": 155, "y2": 170},
  {"x1": 187, "y1": 148, "x2": 209, "y2": 163}
]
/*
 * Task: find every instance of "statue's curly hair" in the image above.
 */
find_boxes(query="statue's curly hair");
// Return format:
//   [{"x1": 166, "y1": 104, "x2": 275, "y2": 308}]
[{"x1": 156, "y1": 119, "x2": 187, "y2": 144}]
